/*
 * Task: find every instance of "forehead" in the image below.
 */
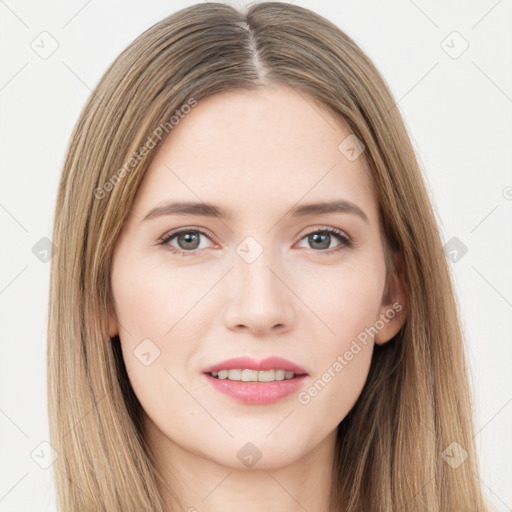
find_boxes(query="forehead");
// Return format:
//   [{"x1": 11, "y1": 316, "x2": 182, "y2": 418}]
[{"x1": 128, "y1": 86, "x2": 377, "y2": 224}]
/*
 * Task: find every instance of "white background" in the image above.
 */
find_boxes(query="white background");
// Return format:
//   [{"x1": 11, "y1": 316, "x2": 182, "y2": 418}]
[{"x1": 0, "y1": 0, "x2": 511, "y2": 510}]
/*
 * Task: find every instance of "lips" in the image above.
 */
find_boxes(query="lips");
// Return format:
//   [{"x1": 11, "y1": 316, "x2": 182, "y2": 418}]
[{"x1": 202, "y1": 356, "x2": 309, "y2": 376}]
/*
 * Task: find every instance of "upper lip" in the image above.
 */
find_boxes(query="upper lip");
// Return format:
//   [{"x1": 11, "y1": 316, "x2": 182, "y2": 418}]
[{"x1": 202, "y1": 356, "x2": 309, "y2": 375}]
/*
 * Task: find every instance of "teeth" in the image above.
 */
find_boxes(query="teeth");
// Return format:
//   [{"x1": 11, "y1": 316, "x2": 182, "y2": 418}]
[{"x1": 211, "y1": 369, "x2": 297, "y2": 382}]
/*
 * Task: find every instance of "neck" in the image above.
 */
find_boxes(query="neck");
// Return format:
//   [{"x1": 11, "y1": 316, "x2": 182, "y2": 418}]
[{"x1": 144, "y1": 414, "x2": 338, "y2": 512}]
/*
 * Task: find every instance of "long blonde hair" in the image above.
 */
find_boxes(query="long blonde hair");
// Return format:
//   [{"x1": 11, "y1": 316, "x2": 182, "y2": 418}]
[{"x1": 47, "y1": 2, "x2": 489, "y2": 510}]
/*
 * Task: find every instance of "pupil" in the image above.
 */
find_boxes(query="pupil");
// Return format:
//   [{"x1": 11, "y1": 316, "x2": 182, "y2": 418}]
[
  {"x1": 179, "y1": 232, "x2": 199, "y2": 250},
  {"x1": 310, "y1": 232, "x2": 330, "y2": 250}
]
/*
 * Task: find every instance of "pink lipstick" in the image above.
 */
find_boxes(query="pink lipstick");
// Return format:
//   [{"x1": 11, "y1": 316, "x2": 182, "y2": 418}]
[{"x1": 202, "y1": 356, "x2": 309, "y2": 405}]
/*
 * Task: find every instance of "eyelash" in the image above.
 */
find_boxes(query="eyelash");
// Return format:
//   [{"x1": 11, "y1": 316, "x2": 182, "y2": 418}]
[{"x1": 158, "y1": 227, "x2": 352, "y2": 257}]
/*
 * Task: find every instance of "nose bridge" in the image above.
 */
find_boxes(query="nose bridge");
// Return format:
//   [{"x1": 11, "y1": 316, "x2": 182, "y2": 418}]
[{"x1": 224, "y1": 235, "x2": 294, "y2": 331}]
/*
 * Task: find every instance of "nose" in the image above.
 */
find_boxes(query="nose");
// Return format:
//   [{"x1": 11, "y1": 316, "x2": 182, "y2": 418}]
[{"x1": 223, "y1": 248, "x2": 295, "y2": 335}]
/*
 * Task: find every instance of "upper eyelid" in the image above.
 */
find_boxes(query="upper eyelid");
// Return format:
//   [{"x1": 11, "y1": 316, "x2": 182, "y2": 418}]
[
  {"x1": 161, "y1": 227, "x2": 218, "y2": 244},
  {"x1": 160, "y1": 226, "x2": 352, "y2": 247}
]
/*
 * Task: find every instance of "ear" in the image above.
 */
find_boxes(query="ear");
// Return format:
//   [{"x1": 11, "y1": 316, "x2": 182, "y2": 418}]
[
  {"x1": 107, "y1": 300, "x2": 119, "y2": 339},
  {"x1": 375, "y1": 251, "x2": 407, "y2": 345}
]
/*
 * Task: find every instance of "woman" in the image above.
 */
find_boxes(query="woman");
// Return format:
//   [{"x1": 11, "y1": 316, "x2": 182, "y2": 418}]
[{"x1": 47, "y1": 2, "x2": 490, "y2": 511}]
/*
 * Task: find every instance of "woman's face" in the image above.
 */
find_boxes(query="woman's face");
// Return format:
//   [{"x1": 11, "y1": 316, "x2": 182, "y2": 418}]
[{"x1": 109, "y1": 85, "x2": 405, "y2": 471}]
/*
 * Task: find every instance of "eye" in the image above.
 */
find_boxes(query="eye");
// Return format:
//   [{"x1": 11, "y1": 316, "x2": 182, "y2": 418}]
[
  {"x1": 158, "y1": 226, "x2": 352, "y2": 257},
  {"x1": 159, "y1": 228, "x2": 216, "y2": 256},
  {"x1": 296, "y1": 227, "x2": 352, "y2": 253}
]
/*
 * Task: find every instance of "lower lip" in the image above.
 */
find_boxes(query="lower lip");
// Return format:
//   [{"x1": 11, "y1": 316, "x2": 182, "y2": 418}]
[{"x1": 203, "y1": 373, "x2": 308, "y2": 405}]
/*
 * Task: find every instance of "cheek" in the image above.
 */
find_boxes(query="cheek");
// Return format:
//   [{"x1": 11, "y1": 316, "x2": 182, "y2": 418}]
[
  {"x1": 111, "y1": 259, "x2": 214, "y2": 410},
  {"x1": 293, "y1": 262, "x2": 383, "y2": 413},
  {"x1": 112, "y1": 259, "x2": 208, "y2": 340},
  {"x1": 298, "y1": 257, "x2": 383, "y2": 347}
]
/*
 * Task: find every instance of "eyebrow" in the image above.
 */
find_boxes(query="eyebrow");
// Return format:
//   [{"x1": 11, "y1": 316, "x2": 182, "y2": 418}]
[{"x1": 142, "y1": 199, "x2": 369, "y2": 223}]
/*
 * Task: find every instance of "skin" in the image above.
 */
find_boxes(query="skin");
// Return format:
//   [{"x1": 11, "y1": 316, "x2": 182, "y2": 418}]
[{"x1": 108, "y1": 85, "x2": 406, "y2": 512}]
